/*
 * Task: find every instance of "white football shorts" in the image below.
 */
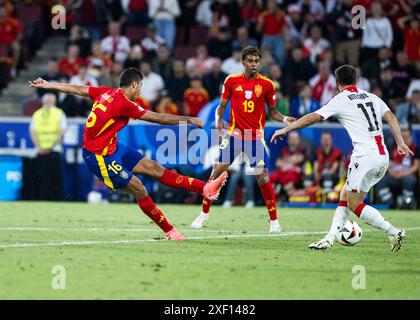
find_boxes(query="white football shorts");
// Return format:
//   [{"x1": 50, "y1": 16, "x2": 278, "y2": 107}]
[{"x1": 346, "y1": 154, "x2": 389, "y2": 193}]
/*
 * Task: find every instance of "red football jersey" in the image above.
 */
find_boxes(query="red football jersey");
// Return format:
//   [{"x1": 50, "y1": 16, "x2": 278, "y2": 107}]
[
  {"x1": 221, "y1": 72, "x2": 276, "y2": 140},
  {"x1": 82, "y1": 86, "x2": 146, "y2": 156}
]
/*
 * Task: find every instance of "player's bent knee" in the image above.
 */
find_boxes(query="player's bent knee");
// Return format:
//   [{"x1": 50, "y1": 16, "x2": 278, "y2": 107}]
[{"x1": 126, "y1": 176, "x2": 148, "y2": 199}]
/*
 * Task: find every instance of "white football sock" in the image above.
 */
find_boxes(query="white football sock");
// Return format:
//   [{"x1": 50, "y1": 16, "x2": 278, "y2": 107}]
[
  {"x1": 359, "y1": 205, "x2": 398, "y2": 236},
  {"x1": 326, "y1": 206, "x2": 351, "y2": 242}
]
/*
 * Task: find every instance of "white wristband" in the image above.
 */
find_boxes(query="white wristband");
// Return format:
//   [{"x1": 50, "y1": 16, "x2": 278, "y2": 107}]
[{"x1": 283, "y1": 116, "x2": 289, "y2": 124}]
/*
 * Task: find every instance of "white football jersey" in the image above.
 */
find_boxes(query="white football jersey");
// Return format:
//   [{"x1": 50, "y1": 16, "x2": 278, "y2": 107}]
[{"x1": 315, "y1": 86, "x2": 390, "y2": 157}]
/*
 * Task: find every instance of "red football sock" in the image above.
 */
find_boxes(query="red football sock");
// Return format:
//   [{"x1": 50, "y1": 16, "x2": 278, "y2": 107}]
[
  {"x1": 259, "y1": 181, "x2": 277, "y2": 221},
  {"x1": 137, "y1": 196, "x2": 173, "y2": 233},
  {"x1": 159, "y1": 169, "x2": 205, "y2": 194},
  {"x1": 202, "y1": 197, "x2": 212, "y2": 214}
]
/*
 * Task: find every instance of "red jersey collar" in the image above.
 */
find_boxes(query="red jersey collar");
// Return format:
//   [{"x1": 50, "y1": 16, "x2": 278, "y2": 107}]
[{"x1": 343, "y1": 85, "x2": 358, "y2": 93}]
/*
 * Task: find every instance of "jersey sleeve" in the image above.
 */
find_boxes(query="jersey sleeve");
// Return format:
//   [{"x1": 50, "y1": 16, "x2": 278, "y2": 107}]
[
  {"x1": 221, "y1": 77, "x2": 232, "y2": 100},
  {"x1": 376, "y1": 95, "x2": 390, "y2": 117},
  {"x1": 314, "y1": 96, "x2": 339, "y2": 120},
  {"x1": 119, "y1": 99, "x2": 147, "y2": 119},
  {"x1": 265, "y1": 81, "x2": 276, "y2": 107},
  {"x1": 88, "y1": 86, "x2": 112, "y2": 101}
]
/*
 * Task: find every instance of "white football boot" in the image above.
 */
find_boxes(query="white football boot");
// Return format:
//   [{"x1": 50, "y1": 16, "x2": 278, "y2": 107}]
[
  {"x1": 269, "y1": 220, "x2": 281, "y2": 233},
  {"x1": 389, "y1": 229, "x2": 406, "y2": 252},
  {"x1": 308, "y1": 234, "x2": 335, "y2": 250},
  {"x1": 191, "y1": 212, "x2": 209, "y2": 229}
]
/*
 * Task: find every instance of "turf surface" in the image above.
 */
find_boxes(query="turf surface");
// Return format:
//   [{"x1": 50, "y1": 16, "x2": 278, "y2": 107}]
[{"x1": 0, "y1": 202, "x2": 419, "y2": 299}]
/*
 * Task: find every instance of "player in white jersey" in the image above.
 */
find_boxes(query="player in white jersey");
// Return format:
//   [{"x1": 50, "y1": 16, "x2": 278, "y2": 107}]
[{"x1": 271, "y1": 65, "x2": 413, "y2": 252}]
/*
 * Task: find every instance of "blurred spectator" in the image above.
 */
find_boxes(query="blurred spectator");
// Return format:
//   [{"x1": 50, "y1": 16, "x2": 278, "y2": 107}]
[
  {"x1": 67, "y1": 25, "x2": 92, "y2": 58},
  {"x1": 59, "y1": 44, "x2": 86, "y2": 76},
  {"x1": 196, "y1": 0, "x2": 212, "y2": 27},
  {"x1": 406, "y1": 78, "x2": 420, "y2": 100},
  {"x1": 121, "y1": 0, "x2": 149, "y2": 26},
  {"x1": 362, "y1": 2, "x2": 393, "y2": 61},
  {"x1": 290, "y1": 84, "x2": 320, "y2": 118},
  {"x1": 71, "y1": 0, "x2": 102, "y2": 41},
  {"x1": 329, "y1": 0, "x2": 362, "y2": 66},
  {"x1": 186, "y1": 45, "x2": 214, "y2": 77},
  {"x1": 178, "y1": 0, "x2": 199, "y2": 46},
  {"x1": 283, "y1": 46, "x2": 316, "y2": 95},
  {"x1": 70, "y1": 64, "x2": 98, "y2": 87},
  {"x1": 100, "y1": 22, "x2": 130, "y2": 63},
  {"x1": 140, "y1": 60, "x2": 165, "y2": 105},
  {"x1": 361, "y1": 47, "x2": 392, "y2": 83},
  {"x1": 22, "y1": 92, "x2": 42, "y2": 117},
  {"x1": 102, "y1": 62, "x2": 124, "y2": 87},
  {"x1": 309, "y1": 61, "x2": 336, "y2": 106},
  {"x1": 256, "y1": 0, "x2": 287, "y2": 65},
  {"x1": 267, "y1": 63, "x2": 290, "y2": 97},
  {"x1": 148, "y1": 0, "x2": 180, "y2": 52},
  {"x1": 207, "y1": 27, "x2": 232, "y2": 60},
  {"x1": 232, "y1": 25, "x2": 258, "y2": 51},
  {"x1": 222, "y1": 154, "x2": 256, "y2": 209},
  {"x1": 183, "y1": 77, "x2": 209, "y2": 116},
  {"x1": 259, "y1": 46, "x2": 276, "y2": 75},
  {"x1": 37, "y1": 58, "x2": 63, "y2": 97},
  {"x1": 303, "y1": 23, "x2": 330, "y2": 65},
  {"x1": 0, "y1": 4, "x2": 22, "y2": 78},
  {"x1": 151, "y1": 44, "x2": 173, "y2": 84},
  {"x1": 87, "y1": 41, "x2": 112, "y2": 84},
  {"x1": 270, "y1": 131, "x2": 307, "y2": 195},
  {"x1": 392, "y1": 51, "x2": 416, "y2": 92},
  {"x1": 271, "y1": 82, "x2": 290, "y2": 118},
  {"x1": 56, "y1": 74, "x2": 79, "y2": 117},
  {"x1": 237, "y1": 0, "x2": 261, "y2": 33},
  {"x1": 156, "y1": 94, "x2": 179, "y2": 114},
  {"x1": 210, "y1": 0, "x2": 241, "y2": 33},
  {"x1": 97, "y1": 0, "x2": 126, "y2": 25},
  {"x1": 29, "y1": 93, "x2": 67, "y2": 201},
  {"x1": 355, "y1": 67, "x2": 370, "y2": 92},
  {"x1": 297, "y1": 0, "x2": 325, "y2": 21},
  {"x1": 313, "y1": 132, "x2": 342, "y2": 191},
  {"x1": 221, "y1": 46, "x2": 243, "y2": 75},
  {"x1": 377, "y1": 129, "x2": 419, "y2": 209},
  {"x1": 203, "y1": 58, "x2": 227, "y2": 100},
  {"x1": 285, "y1": 4, "x2": 305, "y2": 47},
  {"x1": 141, "y1": 23, "x2": 166, "y2": 60},
  {"x1": 378, "y1": 67, "x2": 406, "y2": 109},
  {"x1": 398, "y1": 13, "x2": 420, "y2": 66},
  {"x1": 167, "y1": 59, "x2": 191, "y2": 104},
  {"x1": 396, "y1": 90, "x2": 420, "y2": 126}
]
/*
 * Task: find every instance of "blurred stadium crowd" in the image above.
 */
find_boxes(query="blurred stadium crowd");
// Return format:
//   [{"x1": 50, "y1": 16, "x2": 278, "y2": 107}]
[{"x1": 0, "y1": 0, "x2": 419, "y2": 208}]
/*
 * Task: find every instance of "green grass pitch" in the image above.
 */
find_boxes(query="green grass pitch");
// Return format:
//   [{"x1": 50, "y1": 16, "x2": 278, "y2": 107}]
[{"x1": 0, "y1": 202, "x2": 419, "y2": 299}]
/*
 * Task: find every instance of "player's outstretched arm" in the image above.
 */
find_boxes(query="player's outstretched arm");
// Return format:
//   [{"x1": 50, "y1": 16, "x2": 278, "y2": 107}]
[
  {"x1": 141, "y1": 110, "x2": 203, "y2": 128},
  {"x1": 270, "y1": 112, "x2": 322, "y2": 143},
  {"x1": 28, "y1": 78, "x2": 89, "y2": 98},
  {"x1": 383, "y1": 110, "x2": 414, "y2": 157}
]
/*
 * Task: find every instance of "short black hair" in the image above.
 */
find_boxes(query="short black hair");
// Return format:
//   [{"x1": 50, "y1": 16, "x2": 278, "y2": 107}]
[
  {"x1": 334, "y1": 64, "x2": 357, "y2": 86},
  {"x1": 242, "y1": 46, "x2": 261, "y2": 61},
  {"x1": 119, "y1": 67, "x2": 143, "y2": 88}
]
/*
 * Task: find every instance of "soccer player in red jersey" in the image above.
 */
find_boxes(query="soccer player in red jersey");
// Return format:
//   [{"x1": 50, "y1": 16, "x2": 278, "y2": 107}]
[
  {"x1": 191, "y1": 46, "x2": 295, "y2": 233},
  {"x1": 29, "y1": 67, "x2": 228, "y2": 240}
]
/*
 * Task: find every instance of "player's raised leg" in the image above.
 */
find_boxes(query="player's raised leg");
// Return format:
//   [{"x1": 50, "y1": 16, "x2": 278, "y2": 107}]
[
  {"x1": 256, "y1": 168, "x2": 281, "y2": 233},
  {"x1": 125, "y1": 175, "x2": 184, "y2": 240},
  {"x1": 346, "y1": 190, "x2": 405, "y2": 252},
  {"x1": 132, "y1": 158, "x2": 228, "y2": 201},
  {"x1": 191, "y1": 163, "x2": 230, "y2": 229}
]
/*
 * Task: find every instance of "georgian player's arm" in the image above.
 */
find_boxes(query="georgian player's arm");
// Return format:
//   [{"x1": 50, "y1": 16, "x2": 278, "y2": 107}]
[
  {"x1": 382, "y1": 110, "x2": 414, "y2": 157},
  {"x1": 270, "y1": 113, "x2": 322, "y2": 143},
  {"x1": 29, "y1": 78, "x2": 89, "y2": 98},
  {"x1": 141, "y1": 110, "x2": 203, "y2": 128}
]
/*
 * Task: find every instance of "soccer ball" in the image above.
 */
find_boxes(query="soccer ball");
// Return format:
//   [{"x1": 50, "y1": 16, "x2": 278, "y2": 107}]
[
  {"x1": 336, "y1": 220, "x2": 362, "y2": 246},
  {"x1": 87, "y1": 191, "x2": 102, "y2": 204}
]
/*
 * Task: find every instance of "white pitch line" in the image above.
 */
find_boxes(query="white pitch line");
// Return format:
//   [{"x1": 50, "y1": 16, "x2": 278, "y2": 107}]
[
  {"x1": 1, "y1": 227, "x2": 419, "y2": 249},
  {"x1": 0, "y1": 227, "x2": 244, "y2": 234}
]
